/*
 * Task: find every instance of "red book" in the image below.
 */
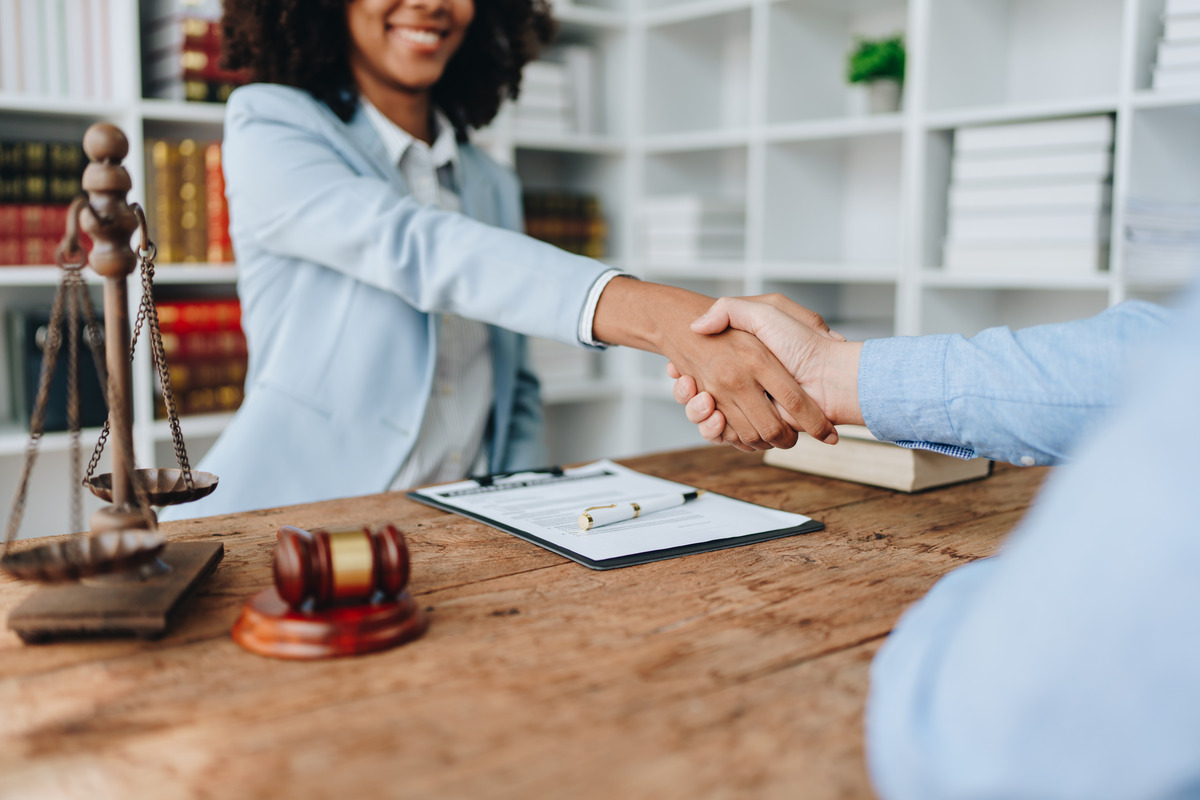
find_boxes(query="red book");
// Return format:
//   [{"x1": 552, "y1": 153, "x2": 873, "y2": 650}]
[{"x1": 204, "y1": 142, "x2": 233, "y2": 262}]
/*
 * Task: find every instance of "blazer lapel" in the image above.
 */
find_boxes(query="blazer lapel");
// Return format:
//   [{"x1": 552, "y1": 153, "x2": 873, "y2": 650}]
[
  {"x1": 343, "y1": 104, "x2": 410, "y2": 195},
  {"x1": 457, "y1": 145, "x2": 500, "y2": 226}
]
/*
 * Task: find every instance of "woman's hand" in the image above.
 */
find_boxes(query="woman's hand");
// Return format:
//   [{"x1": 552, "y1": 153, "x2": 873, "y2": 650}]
[
  {"x1": 593, "y1": 279, "x2": 837, "y2": 451},
  {"x1": 667, "y1": 295, "x2": 865, "y2": 447}
]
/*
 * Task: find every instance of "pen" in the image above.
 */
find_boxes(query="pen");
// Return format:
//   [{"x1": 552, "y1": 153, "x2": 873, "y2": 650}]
[{"x1": 578, "y1": 489, "x2": 708, "y2": 531}]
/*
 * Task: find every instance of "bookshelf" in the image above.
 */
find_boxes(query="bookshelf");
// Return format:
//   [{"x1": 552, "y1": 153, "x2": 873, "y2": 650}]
[{"x1": 2, "y1": 0, "x2": 1199, "y2": 538}]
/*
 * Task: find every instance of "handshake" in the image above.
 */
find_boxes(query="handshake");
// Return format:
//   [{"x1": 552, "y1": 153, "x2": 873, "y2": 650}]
[{"x1": 663, "y1": 295, "x2": 867, "y2": 453}]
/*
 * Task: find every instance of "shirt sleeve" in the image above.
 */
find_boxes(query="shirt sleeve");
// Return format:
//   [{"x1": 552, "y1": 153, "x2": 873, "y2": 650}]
[
  {"x1": 865, "y1": 282, "x2": 1200, "y2": 800},
  {"x1": 857, "y1": 300, "x2": 1172, "y2": 466}
]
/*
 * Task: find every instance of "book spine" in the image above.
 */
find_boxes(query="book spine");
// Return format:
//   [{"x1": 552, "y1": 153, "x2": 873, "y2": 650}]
[
  {"x1": 18, "y1": 0, "x2": 43, "y2": 96},
  {"x1": 953, "y1": 115, "x2": 1113, "y2": 153},
  {"x1": 0, "y1": 0, "x2": 22, "y2": 93},
  {"x1": 177, "y1": 138, "x2": 207, "y2": 262},
  {"x1": 148, "y1": 138, "x2": 183, "y2": 263},
  {"x1": 204, "y1": 142, "x2": 233, "y2": 262},
  {"x1": 89, "y1": 0, "x2": 111, "y2": 99}
]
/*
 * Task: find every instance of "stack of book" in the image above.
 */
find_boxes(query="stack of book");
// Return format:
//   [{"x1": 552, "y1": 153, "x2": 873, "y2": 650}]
[
  {"x1": 523, "y1": 191, "x2": 607, "y2": 258},
  {"x1": 763, "y1": 425, "x2": 992, "y2": 493},
  {"x1": 512, "y1": 46, "x2": 596, "y2": 136},
  {"x1": 6, "y1": 307, "x2": 108, "y2": 432},
  {"x1": 1125, "y1": 196, "x2": 1200, "y2": 282},
  {"x1": 1153, "y1": 0, "x2": 1200, "y2": 92},
  {"x1": 144, "y1": 138, "x2": 234, "y2": 264},
  {"x1": 0, "y1": 0, "x2": 114, "y2": 101},
  {"x1": 142, "y1": 0, "x2": 252, "y2": 103},
  {"x1": 0, "y1": 140, "x2": 85, "y2": 266},
  {"x1": 639, "y1": 195, "x2": 746, "y2": 262},
  {"x1": 156, "y1": 298, "x2": 248, "y2": 418},
  {"x1": 943, "y1": 115, "x2": 1114, "y2": 275}
]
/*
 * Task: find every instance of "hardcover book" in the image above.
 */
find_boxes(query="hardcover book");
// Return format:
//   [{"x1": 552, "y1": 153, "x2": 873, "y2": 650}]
[{"x1": 763, "y1": 425, "x2": 992, "y2": 493}]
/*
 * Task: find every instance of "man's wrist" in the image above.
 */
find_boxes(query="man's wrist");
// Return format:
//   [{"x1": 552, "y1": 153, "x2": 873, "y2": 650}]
[{"x1": 820, "y1": 341, "x2": 865, "y2": 426}]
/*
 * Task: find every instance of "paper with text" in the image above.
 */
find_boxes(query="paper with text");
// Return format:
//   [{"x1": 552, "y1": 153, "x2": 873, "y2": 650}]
[{"x1": 409, "y1": 459, "x2": 816, "y2": 563}]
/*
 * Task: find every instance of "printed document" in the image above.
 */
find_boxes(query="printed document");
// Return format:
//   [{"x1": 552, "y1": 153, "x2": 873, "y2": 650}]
[{"x1": 407, "y1": 459, "x2": 822, "y2": 569}]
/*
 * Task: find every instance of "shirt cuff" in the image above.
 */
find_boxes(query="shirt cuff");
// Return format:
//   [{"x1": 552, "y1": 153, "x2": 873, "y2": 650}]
[
  {"x1": 859, "y1": 335, "x2": 977, "y2": 459},
  {"x1": 578, "y1": 269, "x2": 627, "y2": 347}
]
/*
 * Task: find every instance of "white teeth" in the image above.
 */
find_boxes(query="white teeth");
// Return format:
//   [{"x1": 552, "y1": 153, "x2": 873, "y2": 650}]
[{"x1": 397, "y1": 27, "x2": 440, "y2": 46}]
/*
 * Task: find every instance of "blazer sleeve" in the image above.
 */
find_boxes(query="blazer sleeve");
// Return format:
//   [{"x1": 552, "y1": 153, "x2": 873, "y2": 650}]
[{"x1": 222, "y1": 85, "x2": 609, "y2": 346}]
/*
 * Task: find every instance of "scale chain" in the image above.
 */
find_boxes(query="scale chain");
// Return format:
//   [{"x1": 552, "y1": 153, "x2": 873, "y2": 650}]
[{"x1": 1, "y1": 278, "x2": 72, "y2": 556}]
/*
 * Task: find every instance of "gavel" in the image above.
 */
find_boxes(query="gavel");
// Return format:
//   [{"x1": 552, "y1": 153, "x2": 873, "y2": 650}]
[{"x1": 273, "y1": 524, "x2": 411, "y2": 610}]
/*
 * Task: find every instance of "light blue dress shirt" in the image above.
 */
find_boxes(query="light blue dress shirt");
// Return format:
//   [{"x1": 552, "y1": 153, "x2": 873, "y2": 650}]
[{"x1": 859, "y1": 289, "x2": 1200, "y2": 799}]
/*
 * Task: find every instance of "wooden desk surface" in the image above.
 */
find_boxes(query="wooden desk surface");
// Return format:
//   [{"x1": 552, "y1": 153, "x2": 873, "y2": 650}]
[{"x1": 0, "y1": 448, "x2": 1048, "y2": 799}]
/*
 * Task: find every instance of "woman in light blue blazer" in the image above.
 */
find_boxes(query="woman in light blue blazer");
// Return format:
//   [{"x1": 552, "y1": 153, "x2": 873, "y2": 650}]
[{"x1": 175, "y1": 0, "x2": 829, "y2": 518}]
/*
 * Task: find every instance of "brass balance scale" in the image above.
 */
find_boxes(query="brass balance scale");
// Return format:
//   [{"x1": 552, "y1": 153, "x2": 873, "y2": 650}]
[{"x1": 0, "y1": 123, "x2": 223, "y2": 642}]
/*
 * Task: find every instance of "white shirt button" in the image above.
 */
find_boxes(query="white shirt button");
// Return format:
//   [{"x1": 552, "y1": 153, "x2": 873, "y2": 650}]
[{"x1": 1020, "y1": 456, "x2": 1036, "y2": 467}]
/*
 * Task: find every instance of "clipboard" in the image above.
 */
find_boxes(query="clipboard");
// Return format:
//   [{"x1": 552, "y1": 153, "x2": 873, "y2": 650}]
[{"x1": 407, "y1": 459, "x2": 824, "y2": 570}]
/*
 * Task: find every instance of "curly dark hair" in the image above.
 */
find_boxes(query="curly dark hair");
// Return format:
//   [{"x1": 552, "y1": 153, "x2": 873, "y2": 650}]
[{"x1": 221, "y1": 0, "x2": 557, "y2": 137}]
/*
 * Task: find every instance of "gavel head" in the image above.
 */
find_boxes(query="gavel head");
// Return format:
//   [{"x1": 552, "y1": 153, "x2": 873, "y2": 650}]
[{"x1": 273, "y1": 524, "x2": 411, "y2": 610}]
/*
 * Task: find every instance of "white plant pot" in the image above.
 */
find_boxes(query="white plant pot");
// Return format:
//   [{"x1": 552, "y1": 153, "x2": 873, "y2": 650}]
[{"x1": 866, "y1": 79, "x2": 903, "y2": 114}]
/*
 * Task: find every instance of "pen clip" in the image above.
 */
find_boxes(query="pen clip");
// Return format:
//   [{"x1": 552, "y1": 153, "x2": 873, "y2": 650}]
[{"x1": 583, "y1": 504, "x2": 617, "y2": 512}]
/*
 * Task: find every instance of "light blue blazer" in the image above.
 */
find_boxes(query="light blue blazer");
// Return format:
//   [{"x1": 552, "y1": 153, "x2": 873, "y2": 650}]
[{"x1": 172, "y1": 84, "x2": 609, "y2": 518}]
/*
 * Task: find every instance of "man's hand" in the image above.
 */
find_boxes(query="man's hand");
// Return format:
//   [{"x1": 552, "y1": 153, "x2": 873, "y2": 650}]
[
  {"x1": 593, "y1": 279, "x2": 837, "y2": 451},
  {"x1": 667, "y1": 295, "x2": 866, "y2": 447}
]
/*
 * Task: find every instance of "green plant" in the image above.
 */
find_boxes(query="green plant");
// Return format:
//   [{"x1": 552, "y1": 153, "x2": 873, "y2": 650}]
[{"x1": 847, "y1": 36, "x2": 906, "y2": 84}]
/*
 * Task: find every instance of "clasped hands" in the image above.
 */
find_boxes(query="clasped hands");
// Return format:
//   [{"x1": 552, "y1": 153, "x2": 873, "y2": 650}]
[{"x1": 664, "y1": 294, "x2": 866, "y2": 453}]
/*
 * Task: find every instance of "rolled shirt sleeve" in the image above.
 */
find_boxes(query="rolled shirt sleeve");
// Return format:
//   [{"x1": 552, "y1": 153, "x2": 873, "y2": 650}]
[{"x1": 857, "y1": 301, "x2": 1172, "y2": 467}]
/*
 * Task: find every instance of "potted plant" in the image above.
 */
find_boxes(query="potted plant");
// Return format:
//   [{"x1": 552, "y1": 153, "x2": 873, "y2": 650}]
[{"x1": 847, "y1": 35, "x2": 905, "y2": 114}]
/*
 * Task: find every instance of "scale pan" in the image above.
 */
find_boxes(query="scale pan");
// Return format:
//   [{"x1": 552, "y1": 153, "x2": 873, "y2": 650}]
[
  {"x1": 86, "y1": 469, "x2": 219, "y2": 506},
  {"x1": 0, "y1": 530, "x2": 167, "y2": 582}
]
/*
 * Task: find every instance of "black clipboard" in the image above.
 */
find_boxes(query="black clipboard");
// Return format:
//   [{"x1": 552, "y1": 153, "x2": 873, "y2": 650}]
[{"x1": 407, "y1": 464, "x2": 824, "y2": 570}]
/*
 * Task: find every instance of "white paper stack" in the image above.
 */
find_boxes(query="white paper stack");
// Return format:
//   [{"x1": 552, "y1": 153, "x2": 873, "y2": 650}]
[
  {"x1": 639, "y1": 195, "x2": 746, "y2": 262},
  {"x1": 513, "y1": 45, "x2": 596, "y2": 136},
  {"x1": 1154, "y1": 0, "x2": 1200, "y2": 91},
  {"x1": 1125, "y1": 197, "x2": 1200, "y2": 282},
  {"x1": 943, "y1": 115, "x2": 1114, "y2": 275}
]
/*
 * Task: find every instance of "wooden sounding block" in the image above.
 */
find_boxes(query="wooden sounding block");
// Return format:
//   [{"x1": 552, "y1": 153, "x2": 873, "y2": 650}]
[{"x1": 232, "y1": 524, "x2": 428, "y2": 659}]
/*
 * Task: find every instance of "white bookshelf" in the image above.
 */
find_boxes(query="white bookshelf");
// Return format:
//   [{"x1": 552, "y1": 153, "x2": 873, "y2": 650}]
[{"x1": 3, "y1": 0, "x2": 1200, "y2": 539}]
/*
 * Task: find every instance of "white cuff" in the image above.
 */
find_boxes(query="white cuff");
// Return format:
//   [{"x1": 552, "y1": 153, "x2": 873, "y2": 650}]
[{"x1": 578, "y1": 269, "x2": 627, "y2": 347}]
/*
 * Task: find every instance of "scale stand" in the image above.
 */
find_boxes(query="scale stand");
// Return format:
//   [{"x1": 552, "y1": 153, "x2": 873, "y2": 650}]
[{"x1": 3, "y1": 124, "x2": 224, "y2": 642}]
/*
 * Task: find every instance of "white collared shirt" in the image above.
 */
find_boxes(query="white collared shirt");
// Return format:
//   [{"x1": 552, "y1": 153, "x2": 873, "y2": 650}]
[{"x1": 361, "y1": 100, "x2": 495, "y2": 490}]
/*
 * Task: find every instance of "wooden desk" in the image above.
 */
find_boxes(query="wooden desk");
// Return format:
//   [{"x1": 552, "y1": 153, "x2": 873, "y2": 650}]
[{"x1": 0, "y1": 447, "x2": 1047, "y2": 799}]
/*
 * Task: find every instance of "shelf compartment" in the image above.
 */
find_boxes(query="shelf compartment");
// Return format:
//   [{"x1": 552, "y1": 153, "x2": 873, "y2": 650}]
[
  {"x1": 640, "y1": 147, "x2": 749, "y2": 263},
  {"x1": 642, "y1": 8, "x2": 751, "y2": 136},
  {"x1": 766, "y1": 0, "x2": 909, "y2": 125},
  {"x1": 762, "y1": 133, "x2": 902, "y2": 265},
  {"x1": 924, "y1": 0, "x2": 1124, "y2": 113},
  {"x1": 1121, "y1": 103, "x2": 1200, "y2": 287},
  {"x1": 514, "y1": 149, "x2": 626, "y2": 261}
]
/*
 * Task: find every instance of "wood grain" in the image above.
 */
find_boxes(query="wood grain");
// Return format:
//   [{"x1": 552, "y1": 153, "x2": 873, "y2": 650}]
[{"x1": 0, "y1": 447, "x2": 1049, "y2": 799}]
